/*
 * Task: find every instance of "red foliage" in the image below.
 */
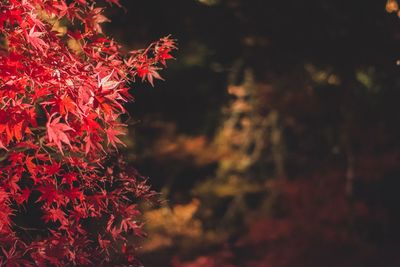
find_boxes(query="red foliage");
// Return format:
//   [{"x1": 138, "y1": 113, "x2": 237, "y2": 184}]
[{"x1": 0, "y1": 0, "x2": 176, "y2": 265}]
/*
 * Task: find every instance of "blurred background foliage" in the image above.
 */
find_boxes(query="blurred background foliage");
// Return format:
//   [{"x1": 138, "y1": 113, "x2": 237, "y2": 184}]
[{"x1": 104, "y1": 0, "x2": 400, "y2": 266}]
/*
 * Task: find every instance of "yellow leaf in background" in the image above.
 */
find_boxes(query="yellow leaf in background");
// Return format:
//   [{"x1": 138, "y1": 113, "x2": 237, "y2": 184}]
[
  {"x1": 51, "y1": 21, "x2": 67, "y2": 36},
  {"x1": 67, "y1": 38, "x2": 82, "y2": 54},
  {"x1": 386, "y1": 0, "x2": 399, "y2": 13}
]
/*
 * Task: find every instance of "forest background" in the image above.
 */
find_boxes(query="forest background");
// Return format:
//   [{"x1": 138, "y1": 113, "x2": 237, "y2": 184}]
[{"x1": 106, "y1": 0, "x2": 400, "y2": 266}]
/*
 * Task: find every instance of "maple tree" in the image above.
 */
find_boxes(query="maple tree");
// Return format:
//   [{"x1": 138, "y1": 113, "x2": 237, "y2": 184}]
[{"x1": 0, "y1": 0, "x2": 176, "y2": 265}]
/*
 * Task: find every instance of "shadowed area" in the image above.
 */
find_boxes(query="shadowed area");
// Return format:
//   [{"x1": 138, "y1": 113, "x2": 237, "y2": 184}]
[{"x1": 105, "y1": 0, "x2": 400, "y2": 266}]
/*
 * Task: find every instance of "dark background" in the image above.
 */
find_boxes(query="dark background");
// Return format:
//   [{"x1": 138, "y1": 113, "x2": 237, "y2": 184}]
[{"x1": 105, "y1": 0, "x2": 400, "y2": 266}]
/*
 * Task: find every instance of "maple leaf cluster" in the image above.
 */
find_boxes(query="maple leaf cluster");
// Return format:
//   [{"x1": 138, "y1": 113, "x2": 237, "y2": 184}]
[{"x1": 0, "y1": 0, "x2": 176, "y2": 265}]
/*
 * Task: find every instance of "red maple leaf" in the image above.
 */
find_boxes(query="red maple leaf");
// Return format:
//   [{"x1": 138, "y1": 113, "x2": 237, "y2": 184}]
[
  {"x1": 37, "y1": 185, "x2": 62, "y2": 205},
  {"x1": 105, "y1": 127, "x2": 125, "y2": 148},
  {"x1": 26, "y1": 26, "x2": 49, "y2": 52},
  {"x1": 16, "y1": 188, "x2": 31, "y2": 204},
  {"x1": 42, "y1": 207, "x2": 67, "y2": 224},
  {"x1": 46, "y1": 114, "x2": 74, "y2": 153},
  {"x1": 62, "y1": 172, "x2": 78, "y2": 185},
  {"x1": 64, "y1": 187, "x2": 84, "y2": 202}
]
